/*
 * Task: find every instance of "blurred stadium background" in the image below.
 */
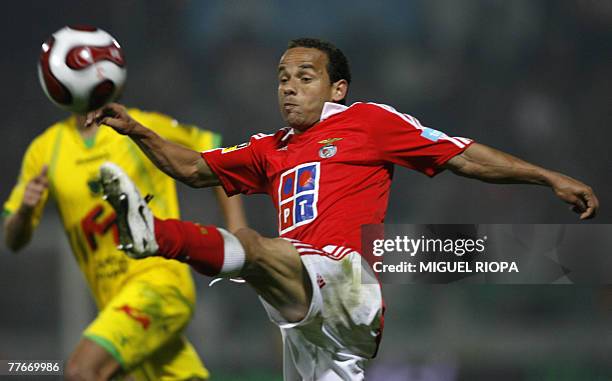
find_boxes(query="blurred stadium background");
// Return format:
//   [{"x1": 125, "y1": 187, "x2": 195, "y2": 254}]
[{"x1": 1, "y1": 0, "x2": 611, "y2": 380}]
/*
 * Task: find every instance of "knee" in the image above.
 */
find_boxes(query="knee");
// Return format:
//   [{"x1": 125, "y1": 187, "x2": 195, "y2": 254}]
[
  {"x1": 65, "y1": 349, "x2": 119, "y2": 381},
  {"x1": 235, "y1": 228, "x2": 270, "y2": 266},
  {"x1": 65, "y1": 359, "x2": 95, "y2": 381},
  {"x1": 234, "y1": 228, "x2": 296, "y2": 270}
]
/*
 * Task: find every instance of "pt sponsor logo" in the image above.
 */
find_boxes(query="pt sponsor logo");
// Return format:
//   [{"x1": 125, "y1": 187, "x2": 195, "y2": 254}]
[{"x1": 278, "y1": 162, "x2": 320, "y2": 234}]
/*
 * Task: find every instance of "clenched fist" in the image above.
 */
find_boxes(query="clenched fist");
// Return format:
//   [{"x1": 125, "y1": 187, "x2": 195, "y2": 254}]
[
  {"x1": 21, "y1": 165, "x2": 49, "y2": 213},
  {"x1": 549, "y1": 172, "x2": 599, "y2": 220}
]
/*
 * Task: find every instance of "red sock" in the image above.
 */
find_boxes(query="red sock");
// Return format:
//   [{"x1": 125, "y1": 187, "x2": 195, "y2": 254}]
[{"x1": 154, "y1": 218, "x2": 224, "y2": 276}]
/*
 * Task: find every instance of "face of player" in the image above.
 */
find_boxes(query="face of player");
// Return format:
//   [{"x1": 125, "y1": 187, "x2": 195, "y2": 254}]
[{"x1": 277, "y1": 47, "x2": 347, "y2": 132}]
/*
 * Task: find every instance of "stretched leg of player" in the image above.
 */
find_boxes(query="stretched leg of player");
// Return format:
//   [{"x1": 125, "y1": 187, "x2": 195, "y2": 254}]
[
  {"x1": 154, "y1": 218, "x2": 312, "y2": 322},
  {"x1": 235, "y1": 228, "x2": 312, "y2": 322},
  {"x1": 65, "y1": 338, "x2": 121, "y2": 381},
  {"x1": 100, "y1": 163, "x2": 312, "y2": 323}
]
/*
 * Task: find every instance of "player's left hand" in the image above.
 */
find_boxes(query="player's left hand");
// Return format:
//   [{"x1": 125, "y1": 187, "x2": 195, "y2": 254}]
[
  {"x1": 86, "y1": 103, "x2": 139, "y2": 135},
  {"x1": 549, "y1": 173, "x2": 599, "y2": 220}
]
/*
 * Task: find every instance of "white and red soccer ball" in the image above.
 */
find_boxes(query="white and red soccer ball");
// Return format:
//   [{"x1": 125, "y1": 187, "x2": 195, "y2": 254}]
[{"x1": 38, "y1": 25, "x2": 126, "y2": 114}]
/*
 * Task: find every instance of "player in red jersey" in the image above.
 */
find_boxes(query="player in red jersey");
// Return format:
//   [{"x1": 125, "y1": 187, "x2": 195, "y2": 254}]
[{"x1": 90, "y1": 38, "x2": 598, "y2": 380}]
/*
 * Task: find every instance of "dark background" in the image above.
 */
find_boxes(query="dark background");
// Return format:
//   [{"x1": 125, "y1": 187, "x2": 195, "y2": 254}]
[{"x1": 1, "y1": 1, "x2": 611, "y2": 380}]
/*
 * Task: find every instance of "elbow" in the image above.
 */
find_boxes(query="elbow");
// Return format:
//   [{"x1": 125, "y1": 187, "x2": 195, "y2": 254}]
[
  {"x1": 180, "y1": 158, "x2": 217, "y2": 188},
  {"x1": 187, "y1": 176, "x2": 218, "y2": 189},
  {"x1": 4, "y1": 237, "x2": 24, "y2": 253},
  {"x1": 446, "y1": 159, "x2": 476, "y2": 178},
  {"x1": 3, "y1": 222, "x2": 26, "y2": 253},
  {"x1": 181, "y1": 168, "x2": 209, "y2": 188},
  {"x1": 7, "y1": 245, "x2": 22, "y2": 254},
  {"x1": 160, "y1": 162, "x2": 203, "y2": 188}
]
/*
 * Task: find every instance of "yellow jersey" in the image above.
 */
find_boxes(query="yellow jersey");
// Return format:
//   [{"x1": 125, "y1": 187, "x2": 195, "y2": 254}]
[{"x1": 4, "y1": 109, "x2": 220, "y2": 308}]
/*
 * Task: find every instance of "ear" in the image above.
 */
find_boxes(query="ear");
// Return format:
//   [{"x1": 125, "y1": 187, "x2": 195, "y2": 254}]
[{"x1": 331, "y1": 79, "x2": 348, "y2": 103}]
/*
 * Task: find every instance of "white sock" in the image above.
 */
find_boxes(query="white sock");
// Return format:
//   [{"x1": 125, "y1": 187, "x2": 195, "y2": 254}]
[{"x1": 217, "y1": 228, "x2": 246, "y2": 277}]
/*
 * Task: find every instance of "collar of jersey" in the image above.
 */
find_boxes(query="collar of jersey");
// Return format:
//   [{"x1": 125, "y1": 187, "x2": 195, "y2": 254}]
[
  {"x1": 67, "y1": 114, "x2": 105, "y2": 149},
  {"x1": 281, "y1": 102, "x2": 349, "y2": 142},
  {"x1": 320, "y1": 102, "x2": 349, "y2": 121}
]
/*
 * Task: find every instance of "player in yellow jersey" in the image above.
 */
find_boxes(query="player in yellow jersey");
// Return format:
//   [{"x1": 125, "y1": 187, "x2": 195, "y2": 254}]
[{"x1": 3, "y1": 109, "x2": 247, "y2": 380}]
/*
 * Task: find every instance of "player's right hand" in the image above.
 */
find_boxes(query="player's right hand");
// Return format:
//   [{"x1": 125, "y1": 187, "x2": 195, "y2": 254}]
[
  {"x1": 549, "y1": 173, "x2": 599, "y2": 220},
  {"x1": 21, "y1": 165, "x2": 49, "y2": 212},
  {"x1": 86, "y1": 103, "x2": 139, "y2": 136}
]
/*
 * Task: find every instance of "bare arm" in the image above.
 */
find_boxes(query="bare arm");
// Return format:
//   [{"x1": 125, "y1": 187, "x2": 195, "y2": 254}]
[
  {"x1": 213, "y1": 187, "x2": 248, "y2": 233},
  {"x1": 4, "y1": 209, "x2": 35, "y2": 252},
  {"x1": 88, "y1": 103, "x2": 219, "y2": 188},
  {"x1": 444, "y1": 143, "x2": 599, "y2": 219},
  {"x1": 3, "y1": 166, "x2": 49, "y2": 252}
]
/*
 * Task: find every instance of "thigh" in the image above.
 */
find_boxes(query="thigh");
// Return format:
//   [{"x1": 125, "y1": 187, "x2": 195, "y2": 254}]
[
  {"x1": 281, "y1": 328, "x2": 369, "y2": 381},
  {"x1": 83, "y1": 277, "x2": 198, "y2": 373},
  {"x1": 235, "y1": 228, "x2": 312, "y2": 323},
  {"x1": 144, "y1": 335, "x2": 209, "y2": 381}
]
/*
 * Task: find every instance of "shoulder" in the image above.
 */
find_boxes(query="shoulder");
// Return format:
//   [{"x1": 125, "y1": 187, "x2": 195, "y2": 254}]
[
  {"x1": 214, "y1": 128, "x2": 287, "y2": 155},
  {"x1": 25, "y1": 117, "x2": 70, "y2": 155},
  {"x1": 127, "y1": 107, "x2": 197, "y2": 138},
  {"x1": 327, "y1": 102, "x2": 406, "y2": 125},
  {"x1": 346, "y1": 102, "x2": 422, "y2": 129},
  {"x1": 249, "y1": 128, "x2": 289, "y2": 146},
  {"x1": 347, "y1": 101, "x2": 403, "y2": 116},
  {"x1": 127, "y1": 107, "x2": 215, "y2": 136}
]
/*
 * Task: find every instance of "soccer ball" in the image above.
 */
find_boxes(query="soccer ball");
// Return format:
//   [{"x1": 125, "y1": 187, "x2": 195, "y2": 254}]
[{"x1": 38, "y1": 25, "x2": 126, "y2": 114}]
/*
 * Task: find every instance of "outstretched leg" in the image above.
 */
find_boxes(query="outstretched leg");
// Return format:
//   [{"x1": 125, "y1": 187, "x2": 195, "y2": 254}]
[{"x1": 100, "y1": 162, "x2": 312, "y2": 322}]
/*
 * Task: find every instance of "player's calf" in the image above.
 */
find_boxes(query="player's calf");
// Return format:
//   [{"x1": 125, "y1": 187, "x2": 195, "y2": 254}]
[
  {"x1": 234, "y1": 229, "x2": 312, "y2": 322},
  {"x1": 152, "y1": 221, "x2": 311, "y2": 322},
  {"x1": 154, "y1": 218, "x2": 245, "y2": 277}
]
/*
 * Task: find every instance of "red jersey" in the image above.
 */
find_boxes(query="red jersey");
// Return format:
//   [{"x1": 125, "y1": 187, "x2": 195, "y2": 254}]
[{"x1": 202, "y1": 102, "x2": 473, "y2": 253}]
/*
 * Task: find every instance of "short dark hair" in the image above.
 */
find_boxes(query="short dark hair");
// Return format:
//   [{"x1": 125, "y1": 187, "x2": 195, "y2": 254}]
[{"x1": 287, "y1": 38, "x2": 351, "y2": 104}]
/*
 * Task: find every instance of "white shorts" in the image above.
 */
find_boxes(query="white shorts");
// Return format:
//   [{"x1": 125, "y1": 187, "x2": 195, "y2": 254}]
[{"x1": 260, "y1": 240, "x2": 384, "y2": 381}]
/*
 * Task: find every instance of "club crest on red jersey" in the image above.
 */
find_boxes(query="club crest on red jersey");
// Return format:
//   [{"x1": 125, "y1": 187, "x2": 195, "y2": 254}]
[
  {"x1": 278, "y1": 162, "x2": 320, "y2": 234},
  {"x1": 318, "y1": 138, "x2": 341, "y2": 159},
  {"x1": 319, "y1": 145, "x2": 337, "y2": 159},
  {"x1": 318, "y1": 138, "x2": 343, "y2": 145}
]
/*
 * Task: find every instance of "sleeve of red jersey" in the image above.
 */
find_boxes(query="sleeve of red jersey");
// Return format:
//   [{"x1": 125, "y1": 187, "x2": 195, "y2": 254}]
[
  {"x1": 201, "y1": 135, "x2": 268, "y2": 196},
  {"x1": 360, "y1": 103, "x2": 474, "y2": 177}
]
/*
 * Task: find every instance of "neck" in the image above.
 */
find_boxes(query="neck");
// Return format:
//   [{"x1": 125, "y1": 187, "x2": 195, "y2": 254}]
[
  {"x1": 74, "y1": 114, "x2": 99, "y2": 138},
  {"x1": 291, "y1": 121, "x2": 318, "y2": 135}
]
